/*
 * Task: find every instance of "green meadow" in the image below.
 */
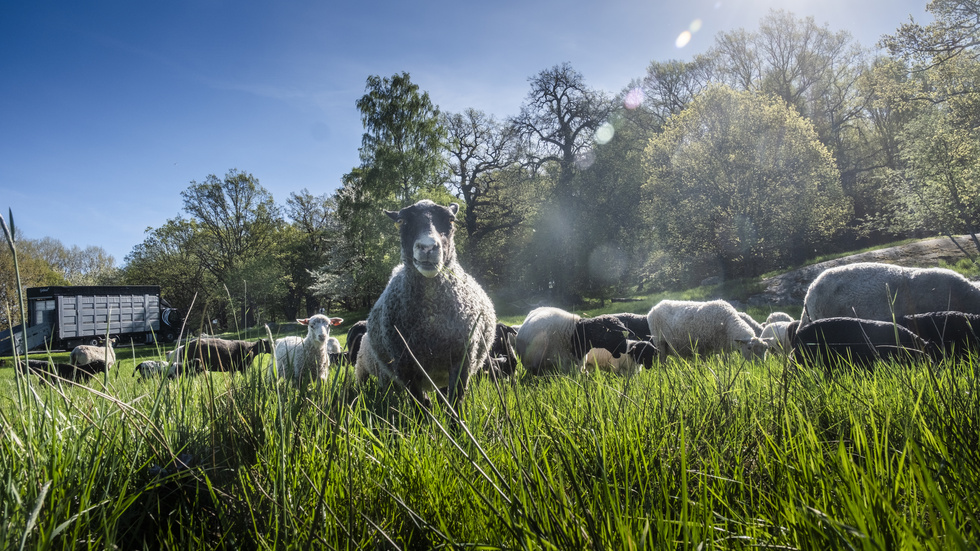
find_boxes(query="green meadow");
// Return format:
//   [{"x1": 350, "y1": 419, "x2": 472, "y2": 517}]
[{"x1": 1, "y1": 326, "x2": 978, "y2": 549}]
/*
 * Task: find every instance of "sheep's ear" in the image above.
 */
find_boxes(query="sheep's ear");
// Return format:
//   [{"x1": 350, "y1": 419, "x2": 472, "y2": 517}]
[
  {"x1": 448, "y1": 203, "x2": 459, "y2": 216},
  {"x1": 733, "y1": 338, "x2": 748, "y2": 344},
  {"x1": 296, "y1": 318, "x2": 309, "y2": 326},
  {"x1": 384, "y1": 209, "x2": 401, "y2": 229},
  {"x1": 330, "y1": 317, "x2": 344, "y2": 326}
]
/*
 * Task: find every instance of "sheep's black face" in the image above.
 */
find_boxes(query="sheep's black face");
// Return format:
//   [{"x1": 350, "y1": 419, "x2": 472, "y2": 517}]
[
  {"x1": 386, "y1": 200, "x2": 458, "y2": 278},
  {"x1": 572, "y1": 315, "x2": 631, "y2": 359},
  {"x1": 627, "y1": 340, "x2": 658, "y2": 368}
]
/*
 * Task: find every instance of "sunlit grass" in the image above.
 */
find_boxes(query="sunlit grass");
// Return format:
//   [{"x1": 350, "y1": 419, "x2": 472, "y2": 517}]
[{"x1": 1, "y1": 346, "x2": 977, "y2": 549}]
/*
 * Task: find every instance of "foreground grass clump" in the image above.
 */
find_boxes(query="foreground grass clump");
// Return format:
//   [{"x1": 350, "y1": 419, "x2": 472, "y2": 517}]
[{"x1": 0, "y1": 352, "x2": 978, "y2": 549}]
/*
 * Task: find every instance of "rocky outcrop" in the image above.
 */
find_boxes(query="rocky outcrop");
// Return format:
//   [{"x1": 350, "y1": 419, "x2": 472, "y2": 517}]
[{"x1": 748, "y1": 236, "x2": 976, "y2": 307}]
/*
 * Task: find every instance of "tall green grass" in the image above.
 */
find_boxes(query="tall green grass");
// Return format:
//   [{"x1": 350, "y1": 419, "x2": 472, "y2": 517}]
[{"x1": 1, "y1": 348, "x2": 977, "y2": 549}]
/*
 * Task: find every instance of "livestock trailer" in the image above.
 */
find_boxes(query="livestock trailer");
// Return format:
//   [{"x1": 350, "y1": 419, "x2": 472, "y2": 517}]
[{"x1": 0, "y1": 285, "x2": 182, "y2": 354}]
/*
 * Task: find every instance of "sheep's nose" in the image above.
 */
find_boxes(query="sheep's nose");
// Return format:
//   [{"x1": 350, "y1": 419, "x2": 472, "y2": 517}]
[{"x1": 415, "y1": 240, "x2": 439, "y2": 253}]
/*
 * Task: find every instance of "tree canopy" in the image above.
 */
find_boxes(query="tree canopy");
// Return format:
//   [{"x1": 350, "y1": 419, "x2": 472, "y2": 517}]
[{"x1": 643, "y1": 85, "x2": 851, "y2": 279}]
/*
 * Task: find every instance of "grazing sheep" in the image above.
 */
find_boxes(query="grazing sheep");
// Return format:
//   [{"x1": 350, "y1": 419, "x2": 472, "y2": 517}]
[
  {"x1": 345, "y1": 320, "x2": 368, "y2": 366},
  {"x1": 515, "y1": 307, "x2": 636, "y2": 376},
  {"x1": 802, "y1": 262, "x2": 980, "y2": 324},
  {"x1": 133, "y1": 360, "x2": 202, "y2": 379},
  {"x1": 792, "y1": 317, "x2": 934, "y2": 369},
  {"x1": 20, "y1": 358, "x2": 106, "y2": 381},
  {"x1": 647, "y1": 299, "x2": 769, "y2": 362},
  {"x1": 70, "y1": 343, "x2": 117, "y2": 371},
  {"x1": 134, "y1": 360, "x2": 170, "y2": 378},
  {"x1": 738, "y1": 312, "x2": 765, "y2": 337},
  {"x1": 584, "y1": 339, "x2": 658, "y2": 375},
  {"x1": 613, "y1": 313, "x2": 653, "y2": 339},
  {"x1": 362, "y1": 200, "x2": 497, "y2": 410},
  {"x1": 175, "y1": 337, "x2": 272, "y2": 373},
  {"x1": 898, "y1": 311, "x2": 980, "y2": 359},
  {"x1": 270, "y1": 315, "x2": 343, "y2": 384},
  {"x1": 760, "y1": 320, "x2": 800, "y2": 356},
  {"x1": 765, "y1": 312, "x2": 795, "y2": 325},
  {"x1": 486, "y1": 322, "x2": 520, "y2": 377},
  {"x1": 326, "y1": 336, "x2": 343, "y2": 366}
]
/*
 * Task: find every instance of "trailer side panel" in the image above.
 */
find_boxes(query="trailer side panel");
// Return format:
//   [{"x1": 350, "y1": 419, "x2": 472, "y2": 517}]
[{"x1": 57, "y1": 292, "x2": 160, "y2": 340}]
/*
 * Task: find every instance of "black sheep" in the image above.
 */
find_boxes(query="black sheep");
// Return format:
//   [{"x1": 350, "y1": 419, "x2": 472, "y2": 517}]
[
  {"x1": 344, "y1": 320, "x2": 368, "y2": 367},
  {"x1": 792, "y1": 317, "x2": 934, "y2": 370},
  {"x1": 487, "y1": 322, "x2": 519, "y2": 377},
  {"x1": 173, "y1": 337, "x2": 272, "y2": 373},
  {"x1": 613, "y1": 312, "x2": 652, "y2": 340},
  {"x1": 899, "y1": 311, "x2": 980, "y2": 359},
  {"x1": 19, "y1": 358, "x2": 106, "y2": 381}
]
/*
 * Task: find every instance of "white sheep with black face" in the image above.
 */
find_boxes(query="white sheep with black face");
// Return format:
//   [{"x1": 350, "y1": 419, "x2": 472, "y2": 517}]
[
  {"x1": 360, "y1": 200, "x2": 497, "y2": 411},
  {"x1": 270, "y1": 314, "x2": 343, "y2": 384},
  {"x1": 515, "y1": 308, "x2": 642, "y2": 376}
]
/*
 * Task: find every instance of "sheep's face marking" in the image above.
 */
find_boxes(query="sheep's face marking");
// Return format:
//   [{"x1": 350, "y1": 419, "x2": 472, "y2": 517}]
[
  {"x1": 298, "y1": 315, "x2": 343, "y2": 343},
  {"x1": 572, "y1": 316, "x2": 632, "y2": 359},
  {"x1": 386, "y1": 200, "x2": 458, "y2": 279}
]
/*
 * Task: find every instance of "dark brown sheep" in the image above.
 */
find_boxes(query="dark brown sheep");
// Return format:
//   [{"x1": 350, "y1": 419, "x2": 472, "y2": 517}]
[{"x1": 171, "y1": 337, "x2": 272, "y2": 373}]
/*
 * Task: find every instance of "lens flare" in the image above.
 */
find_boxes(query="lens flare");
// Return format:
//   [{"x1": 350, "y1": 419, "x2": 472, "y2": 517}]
[
  {"x1": 623, "y1": 87, "x2": 643, "y2": 110},
  {"x1": 676, "y1": 30, "x2": 692, "y2": 48},
  {"x1": 574, "y1": 150, "x2": 596, "y2": 170},
  {"x1": 595, "y1": 122, "x2": 615, "y2": 144},
  {"x1": 690, "y1": 19, "x2": 702, "y2": 32}
]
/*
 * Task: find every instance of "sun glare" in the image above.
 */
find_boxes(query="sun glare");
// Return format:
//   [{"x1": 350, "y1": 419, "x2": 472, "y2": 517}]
[
  {"x1": 676, "y1": 30, "x2": 692, "y2": 48},
  {"x1": 676, "y1": 18, "x2": 704, "y2": 49}
]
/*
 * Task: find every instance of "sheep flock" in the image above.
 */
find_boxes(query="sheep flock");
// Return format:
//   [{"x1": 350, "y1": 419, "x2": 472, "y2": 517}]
[{"x1": 15, "y1": 200, "x2": 979, "y2": 401}]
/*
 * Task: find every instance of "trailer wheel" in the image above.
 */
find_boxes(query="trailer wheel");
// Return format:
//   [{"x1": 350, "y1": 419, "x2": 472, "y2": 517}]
[
  {"x1": 165, "y1": 332, "x2": 176, "y2": 343},
  {"x1": 87, "y1": 338, "x2": 100, "y2": 346}
]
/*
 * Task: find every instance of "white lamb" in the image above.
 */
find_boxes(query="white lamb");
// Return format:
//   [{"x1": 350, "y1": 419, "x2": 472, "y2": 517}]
[
  {"x1": 269, "y1": 314, "x2": 343, "y2": 385},
  {"x1": 583, "y1": 339, "x2": 658, "y2": 376},
  {"x1": 760, "y1": 320, "x2": 799, "y2": 356},
  {"x1": 647, "y1": 299, "x2": 768, "y2": 362},
  {"x1": 764, "y1": 312, "x2": 795, "y2": 325}
]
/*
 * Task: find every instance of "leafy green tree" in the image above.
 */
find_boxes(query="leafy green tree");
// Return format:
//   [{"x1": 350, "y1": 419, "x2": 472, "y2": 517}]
[
  {"x1": 280, "y1": 189, "x2": 340, "y2": 317},
  {"x1": 0, "y1": 238, "x2": 66, "y2": 333},
  {"x1": 321, "y1": 170, "x2": 401, "y2": 310},
  {"x1": 511, "y1": 63, "x2": 612, "y2": 301},
  {"x1": 710, "y1": 10, "x2": 874, "y2": 245},
  {"x1": 443, "y1": 108, "x2": 524, "y2": 269},
  {"x1": 643, "y1": 85, "x2": 851, "y2": 281},
  {"x1": 354, "y1": 72, "x2": 447, "y2": 206},
  {"x1": 121, "y1": 218, "x2": 216, "y2": 332},
  {"x1": 878, "y1": 0, "x2": 980, "y2": 256},
  {"x1": 883, "y1": 0, "x2": 980, "y2": 65},
  {"x1": 30, "y1": 237, "x2": 118, "y2": 285},
  {"x1": 178, "y1": 169, "x2": 282, "y2": 328},
  {"x1": 326, "y1": 74, "x2": 450, "y2": 308}
]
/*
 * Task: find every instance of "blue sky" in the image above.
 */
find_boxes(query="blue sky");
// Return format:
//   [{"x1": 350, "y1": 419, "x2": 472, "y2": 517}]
[{"x1": 0, "y1": 0, "x2": 931, "y2": 265}]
